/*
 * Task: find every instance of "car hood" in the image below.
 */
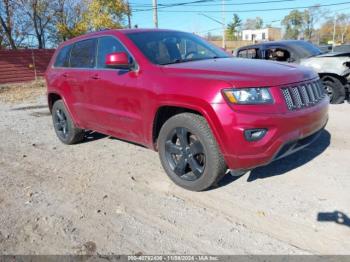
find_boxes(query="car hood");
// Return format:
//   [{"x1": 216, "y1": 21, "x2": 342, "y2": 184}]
[
  {"x1": 315, "y1": 52, "x2": 350, "y2": 57},
  {"x1": 161, "y1": 58, "x2": 317, "y2": 87},
  {"x1": 301, "y1": 55, "x2": 350, "y2": 76}
]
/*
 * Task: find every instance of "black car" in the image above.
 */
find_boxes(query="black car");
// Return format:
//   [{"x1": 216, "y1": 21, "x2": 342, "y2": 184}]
[{"x1": 233, "y1": 40, "x2": 323, "y2": 63}]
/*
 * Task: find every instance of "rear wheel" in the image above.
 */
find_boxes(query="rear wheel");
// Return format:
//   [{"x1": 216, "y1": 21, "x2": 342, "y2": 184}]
[
  {"x1": 52, "y1": 100, "x2": 84, "y2": 144},
  {"x1": 158, "y1": 113, "x2": 226, "y2": 191},
  {"x1": 322, "y1": 76, "x2": 346, "y2": 104}
]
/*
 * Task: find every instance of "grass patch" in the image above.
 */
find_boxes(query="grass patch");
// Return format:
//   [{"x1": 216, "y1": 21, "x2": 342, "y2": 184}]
[{"x1": 0, "y1": 78, "x2": 46, "y2": 104}]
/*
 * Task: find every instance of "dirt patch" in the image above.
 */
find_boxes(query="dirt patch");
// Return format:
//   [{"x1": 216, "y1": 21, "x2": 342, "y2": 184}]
[
  {"x1": 0, "y1": 79, "x2": 46, "y2": 104},
  {"x1": 0, "y1": 91, "x2": 349, "y2": 255}
]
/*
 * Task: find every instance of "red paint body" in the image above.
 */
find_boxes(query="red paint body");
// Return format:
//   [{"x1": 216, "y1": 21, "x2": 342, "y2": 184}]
[{"x1": 45, "y1": 29, "x2": 329, "y2": 170}]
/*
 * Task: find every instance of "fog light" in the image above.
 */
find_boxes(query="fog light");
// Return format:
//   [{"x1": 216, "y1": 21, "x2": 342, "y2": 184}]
[{"x1": 244, "y1": 128, "x2": 267, "y2": 142}]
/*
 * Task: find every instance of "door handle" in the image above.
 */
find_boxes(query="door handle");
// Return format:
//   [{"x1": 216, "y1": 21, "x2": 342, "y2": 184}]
[{"x1": 91, "y1": 74, "x2": 100, "y2": 80}]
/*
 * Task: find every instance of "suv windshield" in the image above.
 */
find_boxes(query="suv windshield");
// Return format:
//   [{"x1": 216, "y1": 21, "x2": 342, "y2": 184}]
[{"x1": 126, "y1": 31, "x2": 229, "y2": 65}]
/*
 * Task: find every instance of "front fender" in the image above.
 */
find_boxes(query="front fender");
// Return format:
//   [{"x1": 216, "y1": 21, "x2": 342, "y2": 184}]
[{"x1": 148, "y1": 95, "x2": 230, "y2": 158}]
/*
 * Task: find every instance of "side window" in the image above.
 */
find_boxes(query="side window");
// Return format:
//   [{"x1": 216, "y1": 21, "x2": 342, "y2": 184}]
[
  {"x1": 237, "y1": 49, "x2": 247, "y2": 58},
  {"x1": 238, "y1": 48, "x2": 258, "y2": 59},
  {"x1": 54, "y1": 45, "x2": 71, "y2": 67},
  {"x1": 266, "y1": 47, "x2": 290, "y2": 62},
  {"x1": 70, "y1": 39, "x2": 97, "y2": 68},
  {"x1": 97, "y1": 36, "x2": 128, "y2": 68}
]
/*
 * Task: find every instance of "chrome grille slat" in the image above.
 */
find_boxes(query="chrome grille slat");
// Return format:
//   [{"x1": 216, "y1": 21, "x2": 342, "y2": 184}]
[
  {"x1": 282, "y1": 88, "x2": 294, "y2": 110},
  {"x1": 291, "y1": 87, "x2": 303, "y2": 108},
  {"x1": 299, "y1": 85, "x2": 310, "y2": 104},
  {"x1": 281, "y1": 79, "x2": 325, "y2": 111},
  {"x1": 312, "y1": 82, "x2": 320, "y2": 100},
  {"x1": 306, "y1": 83, "x2": 316, "y2": 102}
]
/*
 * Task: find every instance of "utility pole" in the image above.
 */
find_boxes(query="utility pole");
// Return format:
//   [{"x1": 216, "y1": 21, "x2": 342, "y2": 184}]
[
  {"x1": 222, "y1": 0, "x2": 226, "y2": 49},
  {"x1": 127, "y1": 0, "x2": 131, "y2": 29},
  {"x1": 153, "y1": 0, "x2": 158, "y2": 28},
  {"x1": 332, "y1": 14, "x2": 337, "y2": 52}
]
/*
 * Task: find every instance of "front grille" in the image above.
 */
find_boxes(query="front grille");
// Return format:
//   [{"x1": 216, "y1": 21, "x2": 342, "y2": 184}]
[{"x1": 281, "y1": 79, "x2": 326, "y2": 110}]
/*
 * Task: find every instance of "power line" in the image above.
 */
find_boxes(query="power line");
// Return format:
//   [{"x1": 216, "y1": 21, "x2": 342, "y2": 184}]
[
  {"x1": 129, "y1": 0, "x2": 214, "y2": 7},
  {"x1": 199, "y1": 13, "x2": 224, "y2": 25},
  {"x1": 131, "y1": 0, "x2": 215, "y2": 10},
  {"x1": 149, "y1": 1, "x2": 350, "y2": 13},
  {"x1": 197, "y1": 27, "x2": 224, "y2": 33},
  {"x1": 130, "y1": 0, "x2": 299, "y2": 8}
]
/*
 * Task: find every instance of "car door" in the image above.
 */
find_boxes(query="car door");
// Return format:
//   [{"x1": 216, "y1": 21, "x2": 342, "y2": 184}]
[
  {"x1": 86, "y1": 36, "x2": 144, "y2": 142},
  {"x1": 67, "y1": 38, "x2": 98, "y2": 126}
]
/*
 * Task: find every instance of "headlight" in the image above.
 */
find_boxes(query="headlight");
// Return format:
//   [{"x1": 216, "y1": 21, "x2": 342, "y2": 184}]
[{"x1": 222, "y1": 88, "x2": 273, "y2": 104}]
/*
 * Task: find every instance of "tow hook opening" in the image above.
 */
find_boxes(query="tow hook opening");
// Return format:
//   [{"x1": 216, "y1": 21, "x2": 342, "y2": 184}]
[{"x1": 244, "y1": 128, "x2": 267, "y2": 142}]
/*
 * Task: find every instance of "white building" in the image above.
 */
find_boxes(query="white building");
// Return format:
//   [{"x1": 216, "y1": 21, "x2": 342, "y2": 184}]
[{"x1": 242, "y1": 28, "x2": 282, "y2": 42}]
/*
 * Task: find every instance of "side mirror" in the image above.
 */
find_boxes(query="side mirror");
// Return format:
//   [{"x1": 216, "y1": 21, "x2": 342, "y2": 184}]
[{"x1": 105, "y1": 52, "x2": 130, "y2": 69}]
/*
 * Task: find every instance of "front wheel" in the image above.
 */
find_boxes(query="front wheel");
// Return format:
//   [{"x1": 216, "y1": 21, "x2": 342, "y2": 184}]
[
  {"x1": 157, "y1": 113, "x2": 227, "y2": 191},
  {"x1": 322, "y1": 76, "x2": 346, "y2": 104}
]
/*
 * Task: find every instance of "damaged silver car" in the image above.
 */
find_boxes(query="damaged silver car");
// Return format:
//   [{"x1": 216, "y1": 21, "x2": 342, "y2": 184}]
[{"x1": 233, "y1": 40, "x2": 350, "y2": 104}]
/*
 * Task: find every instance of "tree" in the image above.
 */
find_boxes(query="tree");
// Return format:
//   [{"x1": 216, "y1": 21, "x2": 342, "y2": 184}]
[
  {"x1": 86, "y1": 0, "x2": 129, "y2": 31},
  {"x1": 0, "y1": 0, "x2": 17, "y2": 49},
  {"x1": 255, "y1": 17, "x2": 263, "y2": 29},
  {"x1": 282, "y1": 10, "x2": 304, "y2": 39},
  {"x1": 18, "y1": 0, "x2": 58, "y2": 49},
  {"x1": 0, "y1": 26, "x2": 4, "y2": 48},
  {"x1": 1, "y1": 0, "x2": 131, "y2": 49},
  {"x1": 53, "y1": 0, "x2": 89, "y2": 43},
  {"x1": 319, "y1": 14, "x2": 350, "y2": 44},
  {"x1": 0, "y1": 0, "x2": 31, "y2": 49},
  {"x1": 337, "y1": 13, "x2": 350, "y2": 43},
  {"x1": 244, "y1": 17, "x2": 263, "y2": 30},
  {"x1": 302, "y1": 5, "x2": 322, "y2": 41},
  {"x1": 53, "y1": 0, "x2": 130, "y2": 43},
  {"x1": 319, "y1": 19, "x2": 334, "y2": 44},
  {"x1": 226, "y1": 14, "x2": 241, "y2": 40}
]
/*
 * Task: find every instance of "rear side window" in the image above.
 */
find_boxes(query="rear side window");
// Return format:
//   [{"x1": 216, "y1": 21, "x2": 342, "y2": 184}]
[
  {"x1": 97, "y1": 36, "x2": 128, "y2": 68},
  {"x1": 238, "y1": 48, "x2": 258, "y2": 59},
  {"x1": 70, "y1": 39, "x2": 97, "y2": 68},
  {"x1": 54, "y1": 45, "x2": 71, "y2": 67}
]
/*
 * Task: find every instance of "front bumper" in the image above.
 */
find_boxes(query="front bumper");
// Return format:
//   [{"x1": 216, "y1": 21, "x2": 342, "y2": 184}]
[{"x1": 212, "y1": 96, "x2": 329, "y2": 170}]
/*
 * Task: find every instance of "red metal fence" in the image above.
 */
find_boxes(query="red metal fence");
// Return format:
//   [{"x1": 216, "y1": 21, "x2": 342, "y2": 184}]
[{"x1": 0, "y1": 49, "x2": 55, "y2": 84}]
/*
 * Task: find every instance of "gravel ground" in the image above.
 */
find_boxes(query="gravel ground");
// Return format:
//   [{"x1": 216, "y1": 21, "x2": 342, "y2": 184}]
[{"x1": 0, "y1": 90, "x2": 349, "y2": 255}]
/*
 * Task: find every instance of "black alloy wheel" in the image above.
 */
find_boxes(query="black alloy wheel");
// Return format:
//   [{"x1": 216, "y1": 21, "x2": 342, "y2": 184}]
[
  {"x1": 157, "y1": 113, "x2": 227, "y2": 191},
  {"x1": 53, "y1": 108, "x2": 69, "y2": 140},
  {"x1": 51, "y1": 100, "x2": 84, "y2": 144},
  {"x1": 165, "y1": 127, "x2": 206, "y2": 181}
]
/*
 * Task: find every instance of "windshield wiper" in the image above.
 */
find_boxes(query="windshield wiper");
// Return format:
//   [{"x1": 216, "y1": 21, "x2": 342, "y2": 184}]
[{"x1": 160, "y1": 56, "x2": 223, "y2": 65}]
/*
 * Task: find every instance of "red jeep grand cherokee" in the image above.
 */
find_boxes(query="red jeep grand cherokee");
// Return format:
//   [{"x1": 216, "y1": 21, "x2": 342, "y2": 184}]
[{"x1": 46, "y1": 29, "x2": 329, "y2": 191}]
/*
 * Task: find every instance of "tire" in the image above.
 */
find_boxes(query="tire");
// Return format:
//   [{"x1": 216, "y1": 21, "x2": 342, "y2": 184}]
[
  {"x1": 157, "y1": 113, "x2": 227, "y2": 191},
  {"x1": 52, "y1": 100, "x2": 84, "y2": 144},
  {"x1": 322, "y1": 76, "x2": 346, "y2": 104}
]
